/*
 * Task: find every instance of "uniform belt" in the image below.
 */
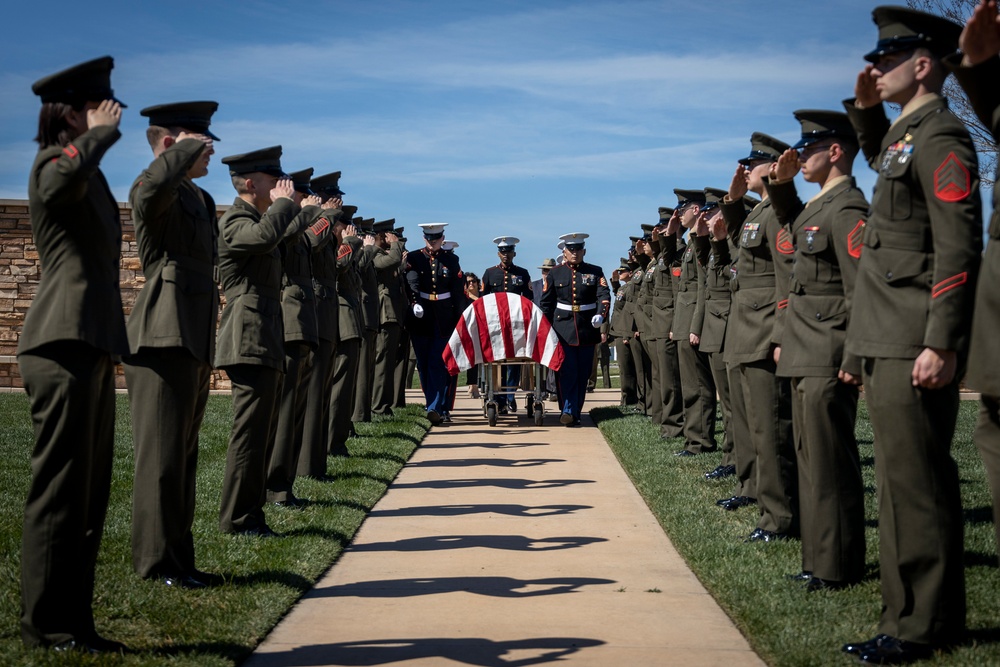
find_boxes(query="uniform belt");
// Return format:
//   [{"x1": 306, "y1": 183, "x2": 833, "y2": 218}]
[
  {"x1": 556, "y1": 302, "x2": 597, "y2": 312},
  {"x1": 735, "y1": 275, "x2": 776, "y2": 289},
  {"x1": 164, "y1": 253, "x2": 220, "y2": 283},
  {"x1": 418, "y1": 291, "x2": 451, "y2": 301}
]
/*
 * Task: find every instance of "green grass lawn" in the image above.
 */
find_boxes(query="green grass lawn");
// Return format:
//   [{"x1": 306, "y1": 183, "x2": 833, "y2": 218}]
[
  {"x1": 0, "y1": 393, "x2": 429, "y2": 666},
  {"x1": 594, "y1": 399, "x2": 999, "y2": 666}
]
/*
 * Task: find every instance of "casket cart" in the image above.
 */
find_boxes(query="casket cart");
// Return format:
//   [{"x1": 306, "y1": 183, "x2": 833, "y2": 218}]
[{"x1": 443, "y1": 293, "x2": 564, "y2": 427}]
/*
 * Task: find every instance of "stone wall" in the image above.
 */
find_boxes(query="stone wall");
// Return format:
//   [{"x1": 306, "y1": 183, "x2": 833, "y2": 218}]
[{"x1": 0, "y1": 198, "x2": 231, "y2": 391}]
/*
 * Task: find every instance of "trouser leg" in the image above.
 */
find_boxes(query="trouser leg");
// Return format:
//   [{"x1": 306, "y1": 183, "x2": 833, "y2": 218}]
[
  {"x1": 329, "y1": 338, "x2": 361, "y2": 454},
  {"x1": 219, "y1": 364, "x2": 282, "y2": 532},
  {"x1": 19, "y1": 343, "x2": 115, "y2": 647},
  {"x1": 298, "y1": 338, "x2": 335, "y2": 478},
  {"x1": 125, "y1": 348, "x2": 209, "y2": 578},
  {"x1": 975, "y1": 395, "x2": 1000, "y2": 561},
  {"x1": 710, "y1": 351, "x2": 734, "y2": 465},
  {"x1": 730, "y1": 363, "x2": 755, "y2": 499},
  {"x1": 678, "y1": 340, "x2": 717, "y2": 453},
  {"x1": 864, "y1": 357, "x2": 965, "y2": 645}
]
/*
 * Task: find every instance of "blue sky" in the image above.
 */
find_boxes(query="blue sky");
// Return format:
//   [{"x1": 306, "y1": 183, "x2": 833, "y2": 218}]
[{"x1": 0, "y1": 0, "x2": 926, "y2": 277}]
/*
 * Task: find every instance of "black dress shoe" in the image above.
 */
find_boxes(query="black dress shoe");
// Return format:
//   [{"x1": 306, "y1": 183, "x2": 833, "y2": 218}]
[
  {"x1": 272, "y1": 496, "x2": 307, "y2": 508},
  {"x1": 426, "y1": 410, "x2": 442, "y2": 425},
  {"x1": 440, "y1": 411, "x2": 452, "y2": 423},
  {"x1": 745, "y1": 528, "x2": 789, "y2": 543},
  {"x1": 843, "y1": 635, "x2": 891, "y2": 656},
  {"x1": 807, "y1": 576, "x2": 851, "y2": 592},
  {"x1": 572, "y1": 418, "x2": 581, "y2": 426},
  {"x1": 852, "y1": 635, "x2": 933, "y2": 664},
  {"x1": 718, "y1": 495, "x2": 756, "y2": 510},
  {"x1": 559, "y1": 411, "x2": 573, "y2": 425},
  {"x1": 53, "y1": 635, "x2": 128, "y2": 655},
  {"x1": 713, "y1": 464, "x2": 736, "y2": 479},
  {"x1": 329, "y1": 446, "x2": 350, "y2": 458},
  {"x1": 785, "y1": 571, "x2": 813, "y2": 582},
  {"x1": 675, "y1": 449, "x2": 696, "y2": 457},
  {"x1": 235, "y1": 524, "x2": 281, "y2": 538},
  {"x1": 162, "y1": 573, "x2": 207, "y2": 589}
]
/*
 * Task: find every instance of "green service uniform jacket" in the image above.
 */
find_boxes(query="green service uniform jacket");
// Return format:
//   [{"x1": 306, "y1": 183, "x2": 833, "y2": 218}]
[
  {"x1": 649, "y1": 234, "x2": 684, "y2": 339},
  {"x1": 672, "y1": 235, "x2": 707, "y2": 341},
  {"x1": 336, "y1": 237, "x2": 364, "y2": 343},
  {"x1": 949, "y1": 56, "x2": 1000, "y2": 396},
  {"x1": 696, "y1": 235, "x2": 735, "y2": 354},
  {"x1": 215, "y1": 196, "x2": 301, "y2": 370},
  {"x1": 720, "y1": 197, "x2": 794, "y2": 364},
  {"x1": 374, "y1": 241, "x2": 406, "y2": 326},
  {"x1": 844, "y1": 94, "x2": 982, "y2": 361},
  {"x1": 311, "y1": 214, "x2": 341, "y2": 344},
  {"x1": 280, "y1": 205, "x2": 333, "y2": 346},
  {"x1": 768, "y1": 176, "x2": 868, "y2": 377},
  {"x1": 19, "y1": 124, "x2": 128, "y2": 357},
  {"x1": 126, "y1": 138, "x2": 217, "y2": 361}
]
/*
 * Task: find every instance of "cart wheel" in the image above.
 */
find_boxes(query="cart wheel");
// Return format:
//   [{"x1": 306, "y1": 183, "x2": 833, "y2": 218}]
[
  {"x1": 487, "y1": 405, "x2": 498, "y2": 427},
  {"x1": 534, "y1": 403, "x2": 544, "y2": 426}
]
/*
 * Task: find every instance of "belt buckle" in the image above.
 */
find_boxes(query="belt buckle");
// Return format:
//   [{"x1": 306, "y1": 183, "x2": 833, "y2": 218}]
[
  {"x1": 571, "y1": 305, "x2": 580, "y2": 312},
  {"x1": 428, "y1": 293, "x2": 438, "y2": 301}
]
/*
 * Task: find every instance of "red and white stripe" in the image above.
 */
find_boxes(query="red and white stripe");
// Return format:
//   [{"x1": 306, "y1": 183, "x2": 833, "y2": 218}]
[{"x1": 443, "y1": 293, "x2": 564, "y2": 375}]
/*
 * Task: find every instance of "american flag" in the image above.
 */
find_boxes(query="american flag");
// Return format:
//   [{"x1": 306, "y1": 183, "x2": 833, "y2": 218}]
[{"x1": 443, "y1": 293, "x2": 564, "y2": 375}]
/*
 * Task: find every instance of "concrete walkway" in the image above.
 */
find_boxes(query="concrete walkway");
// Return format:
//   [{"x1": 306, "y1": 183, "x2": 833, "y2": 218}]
[{"x1": 245, "y1": 388, "x2": 764, "y2": 667}]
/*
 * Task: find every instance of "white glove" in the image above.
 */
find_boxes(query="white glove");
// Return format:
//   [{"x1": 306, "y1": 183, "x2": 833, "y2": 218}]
[
  {"x1": 412, "y1": 304, "x2": 425, "y2": 318},
  {"x1": 591, "y1": 314, "x2": 604, "y2": 328}
]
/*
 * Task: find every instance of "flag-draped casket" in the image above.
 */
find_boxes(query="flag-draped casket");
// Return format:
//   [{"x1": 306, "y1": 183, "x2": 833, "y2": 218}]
[{"x1": 443, "y1": 293, "x2": 564, "y2": 375}]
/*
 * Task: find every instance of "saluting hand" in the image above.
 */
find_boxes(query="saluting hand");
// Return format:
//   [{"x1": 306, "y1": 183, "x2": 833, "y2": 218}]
[
  {"x1": 694, "y1": 212, "x2": 710, "y2": 237},
  {"x1": 771, "y1": 148, "x2": 800, "y2": 182},
  {"x1": 301, "y1": 194, "x2": 322, "y2": 208},
  {"x1": 270, "y1": 178, "x2": 295, "y2": 202},
  {"x1": 87, "y1": 99, "x2": 122, "y2": 130},
  {"x1": 854, "y1": 64, "x2": 881, "y2": 108},
  {"x1": 320, "y1": 198, "x2": 340, "y2": 210},
  {"x1": 710, "y1": 214, "x2": 728, "y2": 241},
  {"x1": 362, "y1": 234, "x2": 376, "y2": 247},
  {"x1": 345, "y1": 224, "x2": 359, "y2": 238},
  {"x1": 960, "y1": 0, "x2": 1000, "y2": 65},
  {"x1": 386, "y1": 232, "x2": 399, "y2": 244},
  {"x1": 666, "y1": 209, "x2": 682, "y2": 236},
  {"x1": 728, "y1": 164, "x2": 748, "y2": 201}
]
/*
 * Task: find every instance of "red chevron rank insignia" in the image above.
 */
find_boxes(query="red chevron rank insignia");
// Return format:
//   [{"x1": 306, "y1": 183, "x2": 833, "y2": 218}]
[
  {"x1": 337, "y1": 244, "x2": 352, "y2": 260},
  {"x1": 776, "y1": 228, "x2": 794, "y2": 255},
  {"x1": 934, "y1": 152, "x2": 971, "y2": 202},
  {"x1": 847, "y1": 220, "x2": 864, "y2": 259},
  {"x1": 672, "y1": 267, "x2": 681, "y2": 277},
  {"x1": 62, "y1": 145, "x2": 79, "y2": 159},
  {"x1": 932, "y1": 272, "x2": 968, "y2": 298},
  {"x1": 309, "y1": 217, "x2": 330, "y2": 237}
]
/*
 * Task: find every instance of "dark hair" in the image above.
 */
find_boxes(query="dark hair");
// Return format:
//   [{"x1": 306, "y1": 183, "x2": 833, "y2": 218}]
[
  {"x1": 35, "y1": 101, "x2": 84, "y2": 148},
  {"x1": 465, "y1": 272, "x2": 479, "y2": 283}
]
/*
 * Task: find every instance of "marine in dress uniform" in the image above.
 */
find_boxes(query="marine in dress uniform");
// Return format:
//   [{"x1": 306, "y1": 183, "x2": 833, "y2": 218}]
[
  {"x1": 406, "y1": 223, "x2": 464, "y2": 424},
  {"x1": 767, "y1": 110, "x2": 869, "y2": 591},
  {"x1": 540, "y1": 233, "x2": 611, "y2": 426},
  {"x1": 693, "y1": 189, "x2": 737, "y2": 477},
  {"x1": 265, "y1": 168, "x2": 332, "y2": 506},
  {"x1": 946, "y1": 0, "x2": 1000, "y2": 563},
  {"x1": 215, "y1": 146, "x2": 303, "y2": 536},
  {"x1": 609, "y1": 257, "x2": 638, "y2": 407},
  {"x1": 296, "y1": 176, "x2": 348, "y2": 479},
  {"x1": 392, "y1": 226, "x2": 413, "y2": 409},
  {"x1": 19, "y1": 56, "x2": 129, "y2": 654},
  {"x1": 715, "y1": 196, "x2": 760, "y2": 503},
  {"x1": 329, "y1": 216, "x2": 365, "y2": 455},
  {"x1": 481, "y1": 236, "x2": 534, "y2": 412},
  {"x1": 647, "y1": 209, "x2": 686, "y2": 439},
  {"x1": 352, "y1": 217, "x2": 380, "y2": 424},
  {"x1": 841, "y1": 8, "x2": 982, "y2": 662},
  {"x1": 719, "y1": 132, "x2": 797, "y2": 540},
  {"x1": 631, "y1": 226, "x2": 656, "y2": 419},
  {"x1": 670, "y1": 190, "x2": 719, "y2": 456},
  {"x1": 371, "y1": 219, "x2": 406, "y2": 415},
  {"x1": 125, "y1": 101, "x2": 220, "y2": 588}
]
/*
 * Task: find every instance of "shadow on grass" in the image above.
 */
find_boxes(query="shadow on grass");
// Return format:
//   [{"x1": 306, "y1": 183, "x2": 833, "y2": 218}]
[
  {"x1": 224, "y1": 569, "x2": 314, "y2": 590},
  {"x1": 242, "y1": 636, "x2": 606, "y2": 666},
  {"x1": 368, "y1": 504, "x2": 593, "y2": 518},
  {"x1": 311, "y1": 576, "x2": 617, "y2": 598}
]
